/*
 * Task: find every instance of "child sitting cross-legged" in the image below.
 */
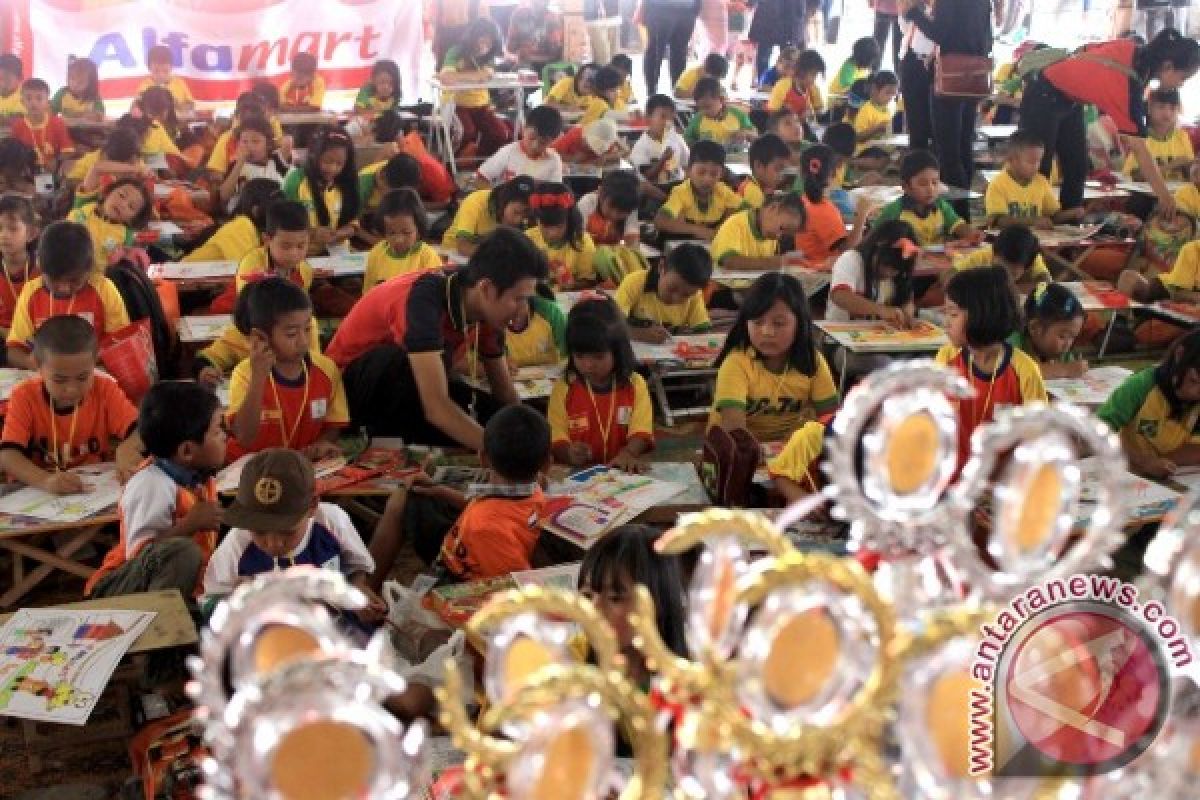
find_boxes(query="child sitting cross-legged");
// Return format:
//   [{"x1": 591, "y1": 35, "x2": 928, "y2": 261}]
[
  {"x1": 85, "y1": 381, "x2": 225, "y2": 599},
  {"x1": 235, "y1": 199, "x2": 314, "y2": 293},
  {"x1": 615, "y1": 242, "x2": 713, "y2": 343},
  {"x1": 366, "y1": 405, "x2": 554, "y2": 587},
  {"x1": 0, "y1": 315, "x2": 142, "y2": 493},
  {"x1": 684, "y1": 77, "x2": 756, "y2": 148},
  {"x1": 203, "y1": 447, "x2": 386, "y2": 621},
  {"x1": 985, "y1": 130, "x2": 1084, "y2": 228},
  {"x1": 363, "y1": 188, "x2": 442, "y2": 294},
  {"x1": 876, "y1": 149, "x2": 983, "y2": 247},
  {"x1": 226, "y1": 277, "x2": 349, "y2": 462}
]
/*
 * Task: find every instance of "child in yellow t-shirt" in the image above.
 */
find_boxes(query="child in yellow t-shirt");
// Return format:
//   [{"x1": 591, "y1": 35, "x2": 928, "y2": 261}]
[
  {"x1": 186, "y1": 178, "x2": 283, "y2": 264},
  {"x1": 951, "y1": 224, "x2": 1051, "y2": 294},
  {"x1": 282, "y1": 129, "x2": 360, "y2": 253},
  {"x1": 68, "y1": 179, "x2": 152, "y2": 275},
  {"x1": 615, "y1": 243, "x2": 712, "y2": 343},
  {"x1": 1122, "y1": 89, "x2": 1194, "y2": 180},
  {"x1": 852, "y1": 71, "x2": 897, "y2": 157},
  {"x1": 579, "y1": 66, "x2": 625, "y2": 126},
  {"x1": 526, "y1": 182, "x2": 597, "y2": 289},
  {"x1": 654, "y1": 140, "x2": 747, "y2": 241},
  {"x1": 234, "y1": 201, "x2": 314, "y2": 293},
  {"x1": 0, "y1": 54, "x2": 26, "y2": 117},
  {"x1": 280, "y1": 52, "x2": 326, "y2": 111},
  {"x1": 545, "y1": 65, "x2": 597, "y2": 110},
  {"x1": 737, "y1": 133, "x2": 791, "y2": 209},
  {"x1": 135, "y1": 88, "x2": 182, "y2": 159},
  {"x1": 875, "y1": 150, "x2": 983, "y2": 247},
  {"x1": 442, "y1": 176, "x2": 535, "y2": 256},
  {"x1": 52, "y1": 57, "x2": 105, "y2": 119},
  {"x1": 829, "y1": 37, "x2": 877, "y2": 97},
  {"x1": 985, "y1": 130, "x2": 1084, "y2": 228},
  {"x1": 684, "y1": 78, "x2": 755, "y2": 147},
  {"x1": 711, "y1": 193, "x2": 805, "y2": 270},
  {"x1": 138, "y1": 45, "x2": 194, "y2": 110},
  {"x1": 363, "y1": 189, "x2": 442, "y2": 294},
  {"x1": 1119, "y1": 239, "x2": 1200, "y2": 304},
  {"x1": 1174, "y1": 158, "x2": 1200, "y2": 217},
  {"x1": 675, "y1": 53, "x2": 729, "y2": 100}
]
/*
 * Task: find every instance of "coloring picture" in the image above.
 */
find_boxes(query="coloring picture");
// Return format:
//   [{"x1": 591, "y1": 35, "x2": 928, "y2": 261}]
[
  {"x1": 1046, "y1": 366, "x2": 1133, "y2": 406},
  {"x1": 0, "y1": 368, "x2": 34, "y2": 403},
  {"x1": 817, "y1": 320, "x2": 949, "y2": 352},
  {"x1": 0, "y1": 609, "x2": 155, "y2": 725},
  {"x1": 177, "y1": 315, "x2": 232, "y2": 343},
  {"x1": 0, "y1": 463, "x2": 120, "y2": 523}
]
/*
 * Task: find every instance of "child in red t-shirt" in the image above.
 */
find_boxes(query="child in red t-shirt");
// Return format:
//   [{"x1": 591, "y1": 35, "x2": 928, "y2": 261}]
[
  {"x1": 11, "y1": 78, "x2": 74, "y2": 172},
  {"x1": 0, "y1": 195, "x2": 38, "y2": 349}
]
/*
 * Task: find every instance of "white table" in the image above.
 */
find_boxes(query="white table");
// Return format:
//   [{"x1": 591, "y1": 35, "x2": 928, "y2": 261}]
[{"x1": 430, "y1": 72, "x2": 542, "y2": 178}]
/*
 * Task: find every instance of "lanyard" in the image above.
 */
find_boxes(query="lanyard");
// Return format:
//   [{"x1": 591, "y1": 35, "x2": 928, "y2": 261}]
[
  {"x1": 965, "y1": 351, "x2": 1001, "y2": 429},
  {"x1": 268, "y1": 360, "x2": 311, "y2": 447},
  {"x1": 584, "y1": 380, "x2": 618, "y2": 460},
  {"x1": 1, "y1": 254, "x2": 29, "y2": 311},
  {"x1": 48, "y1": 401, "x2": 80, "y2": 471}
]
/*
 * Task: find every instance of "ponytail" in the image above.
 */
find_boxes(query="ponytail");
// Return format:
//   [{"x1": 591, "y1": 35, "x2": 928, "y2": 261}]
[
  {"x1": 800, "y1": 143, "x2": 836, "y2": 204},
  {"x1": 1137, "y1": 28, "x2": 1200, "y2": 79}
]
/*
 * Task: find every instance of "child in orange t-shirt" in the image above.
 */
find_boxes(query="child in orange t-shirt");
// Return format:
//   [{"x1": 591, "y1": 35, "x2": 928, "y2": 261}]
[
  {"x1": 226, "y1": 278, "x2": 349, "y2": 462},
  {"x1": 434, "y1": 405, "x2": 552, "y2": 582},
  {"x1": 5, "y1": 220, "x2": 130, "y2": 370},
  {"x1": 281, "y1": 52, "x2": 326, "y2": 111},
  {"x1": 0, "y1": 316, "x2": 142, "y2": 493},
  {"x1": 792, "y1": 144, "x2": 865, "y2": 263},
  {"x1": 0, "y1": 195, "x2": 38, "y2": 349}
]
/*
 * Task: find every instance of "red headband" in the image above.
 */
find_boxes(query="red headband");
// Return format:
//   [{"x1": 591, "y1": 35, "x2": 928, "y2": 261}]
[{"x1": 529, "y1": 192, "x2": 573, "y2": 210}]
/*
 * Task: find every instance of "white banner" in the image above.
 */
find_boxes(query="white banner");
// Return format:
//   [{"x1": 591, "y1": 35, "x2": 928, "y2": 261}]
[{"x1": 7, "y1": 0, "x2": 426, "y2": 103}]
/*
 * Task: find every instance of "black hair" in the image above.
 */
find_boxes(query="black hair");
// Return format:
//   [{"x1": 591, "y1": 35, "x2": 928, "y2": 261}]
[
  {"x1": 231, "y1": 114, "x2": 277, "y2": 155},
  {"x1": 900, "y1": 148, "x2": 940, "y2": 183},
  {"x1": 717, "y1": 272, "x2": 818, "y2": 375},
  {"x1": 138, "y1": 381, "x2": 221, "y2": 460},
  {"x1": 690, "y1": 139, "x2": 726, "y2": 168},
  {"x1": 704, "y1": 53, "x2": 730, "y2": 78},
  {"x1": 796, "y1": 49, "x2": 826, "y2": 76},
  {"x1": 483, "y1": 403, "x2": 550, "y2": 482},
  {"x1": 378, "y1": 188, "x2": 429, "y2": 238},
  {"x1": 0, "y1": 54, "x2": 22, "y2": 79},
  {"x1": 102, "y1": 128, "x2": 141, "y2": 162},
  {"x1": 870, "y1": 70, "x2": 898, "y2": 89},
  {"x1": 20, "y1": 78, "x2": 48, "y2": 95},
  {"x1": 565, "y1": 300, "x2": 637, "y2": 385},
  {"x1": 993, "y1": 224, "x2": 1041, "y2": 269},
  {"x1": 138, "y1": 86, "x2": 178, "y2": 138},
  {"x1": 797, "y1": 142, "x2": 836, "y2": 203},
  {"x1": 291, "y1": 51, "x2": 318, "y2": 73},
  {"x1": 610, "y1": 54, "x2": 633, "y2": 74},
  {"x1": 645, "y1": 93, "x2": 676, "y2": 117},
  {"x1": 851, "y1": 36, "x2": 880, "y2": 68},
  {"x1": 1136, "y1": 28, "x2": 1200, "y2": 81},
  {"x1": 303, "y1": 127, "x2": 360, "y2": 227},
  {"x1": 487, "y1": 174, "x2": 535, "y2": 221},
  {"x1": 38, "y1": 221, "x2": 93, "y2": 279},
  {"x1": 233, "y1": 275, "x2": 313, "y2": 337},
  {"x1": 0, "y1": 138, "x2": 37, "y2": 183},
  {"x1": 593, "y1": 66, "x2": 622, "y2": 94},
  {"x1": 369, "y1": 59, "x2": 402, "y2": 99},
  {"x1": 578, "y1": 523, "x2": 688, "y2": 658},
  {"x1": 855, "y1": 218, "x2": 917, "y2": 307},
  {"x1": 767, "y1": 109, "x2": 799, "y2": 133},
  {"x1": 234, "y1": 178, "x2": 285, "y2": 232},
  {"x1": 646, "y1": 241, "x2": 712, "y2": 294},
  {"x1": 146, "y1": 45, "x2": 172, "y2": 67},
  {"x1": 234, "y1": 91, "x2": 266, "y2": 119},
  {"x1": 693, "y1": 76, "x2": 723, "y2": 102},
  {"x1": 0, "y1": 193, "x2": 35, "y2": 226},
  {"x1": 102, "y1": 177, "x2": 154, "y2": 230},
  {"x1": 66, "y1": 57, "x2": 100, "y2": 102},
  {"x1": 1006, "y1": 129, "x2": 1046, "y2": 153},
  {"x1": 372, "y1": 110, "x2": 406, "y2": 144},
  {"x1": 456, "y1": 17, "x2": 505, "y2": 67},
  {"x1": 1149, "y1": 87, "x2": 1183, "y2": 107},
  {"x1": 251, "y1": 80, "x2": 281, "y2": 111},
  {"x1": 31, "y1": 315, "x2": 97, "y2": 361},
  {"x1": 462, "y1": 225, "x2": 549, "y2": 290},
  {"x1": 598, "y1": 169, "x2": 640, "y2": 212},
  {"x1": 265, "y1": 199, "x2": 309, "y2": 235},
  {"x1": 114, "y1": 113, "x2": 151, "y2": 144},
  {"x1": 380, "y1": 153, "x2": 421, "y2": 191},
  {"x1": 1155, "y1": 328, "x2": 1200, "y2": 415},
  {"x1": 822, "y1": 122, "x2": 857, "y2": 158},
  {"x1": 573, "y1": 63, "x2": 598, "y2": 94},
  {"x1": 749, "y1": 133, "x2": 791, "y2": 171},
  {"x1": 526, "y1": 104, "x2": 565, "y2": 139},
  {"x1": 1023, "y1": 282, "x2": 1084, "y2": 328},
  {"x1": 530, "y1": 181, "x2": 583, "y2": 249},
  {"x1": 944, "y1": 266, "x2": 1021, "y2": 348}
]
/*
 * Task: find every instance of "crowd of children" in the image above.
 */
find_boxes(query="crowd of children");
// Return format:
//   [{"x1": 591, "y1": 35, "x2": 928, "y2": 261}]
[{"x1": 1, "y1": 17, "x2": 1199, "y2": 774}]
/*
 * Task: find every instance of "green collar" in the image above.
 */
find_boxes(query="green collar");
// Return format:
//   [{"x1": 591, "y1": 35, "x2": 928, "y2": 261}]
[
  {"x1": 385, "y1": 241, "x2": 424, "y2": 259},
  {"x1": 748, "y1": 209, "x2": 766, "y2": 240}
]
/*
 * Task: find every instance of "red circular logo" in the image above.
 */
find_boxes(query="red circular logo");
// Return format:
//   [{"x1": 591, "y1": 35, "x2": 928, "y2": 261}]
[{"x1": 1005, "y1": 609, "x2": 1166, "y2": 767}]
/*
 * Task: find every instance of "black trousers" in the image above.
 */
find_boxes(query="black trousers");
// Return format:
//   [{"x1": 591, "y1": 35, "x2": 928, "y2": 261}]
[
  {"x1": 644, "y1": 7, "x2": 699, "y2": 94},
  {"x1": 899, "y1": 53, "x2": 933, "y2": 152},
  {"x1": 1019, "y1": 77, "x2": 1089, "y2": 210},
  {"x1": 873, "y1": 13, "x2": 901, "y2": 71},
  {"x1": 931, "y1": 93, "x2": 979, "y2": 217},
  {"x1": 342, "y1": 345, "x2": 501, "y2": 445}
]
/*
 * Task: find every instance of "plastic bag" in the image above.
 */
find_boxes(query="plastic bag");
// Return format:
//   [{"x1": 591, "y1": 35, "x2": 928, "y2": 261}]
[{"x1": 383, "y1": 578, "x2": 453, "y2": 664}]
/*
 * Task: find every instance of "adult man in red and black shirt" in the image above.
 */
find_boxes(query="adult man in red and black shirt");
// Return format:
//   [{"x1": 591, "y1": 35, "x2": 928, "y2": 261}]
[{"x1": 328, "y1": 227, "x2": 548, "y2": 450}]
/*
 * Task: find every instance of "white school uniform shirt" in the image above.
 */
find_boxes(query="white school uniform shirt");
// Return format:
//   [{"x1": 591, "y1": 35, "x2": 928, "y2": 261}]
[
  {"x1": 118, "y1": 464, "x2": 200, "y2": 560},
  {"x1": 578, "y1": 190, "x2": 640, "y2": 241},
  {"x1": 828, "y1": 249, "x2": 896, "y2": 322},
  {"x1": 202, "y1": 502, "x2": 375, "y2": 600},
  {"x1": 477, "y1": 141, "x2": 564, "y2": 184},
  {"x1": 630, "y1": 128, "x2": 689, "y2": 184},
  {"x1": 224, "y1": 153, "x2": 289, "y2": 213}
]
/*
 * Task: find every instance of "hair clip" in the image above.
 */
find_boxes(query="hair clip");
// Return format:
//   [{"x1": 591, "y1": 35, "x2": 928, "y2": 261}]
[
  {"x1": 808, "y1": 156, "x2": 823, "y2": 175},
  {"x1": 893, "y1": 237, "x2": 920, "y2": 260}
]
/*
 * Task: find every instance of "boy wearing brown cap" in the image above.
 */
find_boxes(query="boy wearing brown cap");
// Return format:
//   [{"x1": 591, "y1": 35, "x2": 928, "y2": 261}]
[{"x1": 203, "y1": 448, "x2": 388, "y2": 622}]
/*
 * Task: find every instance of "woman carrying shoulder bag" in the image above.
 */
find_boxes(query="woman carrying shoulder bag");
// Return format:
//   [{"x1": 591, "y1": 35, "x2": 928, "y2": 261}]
[
  {"x1": 898, "y1": 0, "x2": 993, "y2": 216},
  {"x1": 1018, "y1": 28, "x2": 1199, "y2": 215}
]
